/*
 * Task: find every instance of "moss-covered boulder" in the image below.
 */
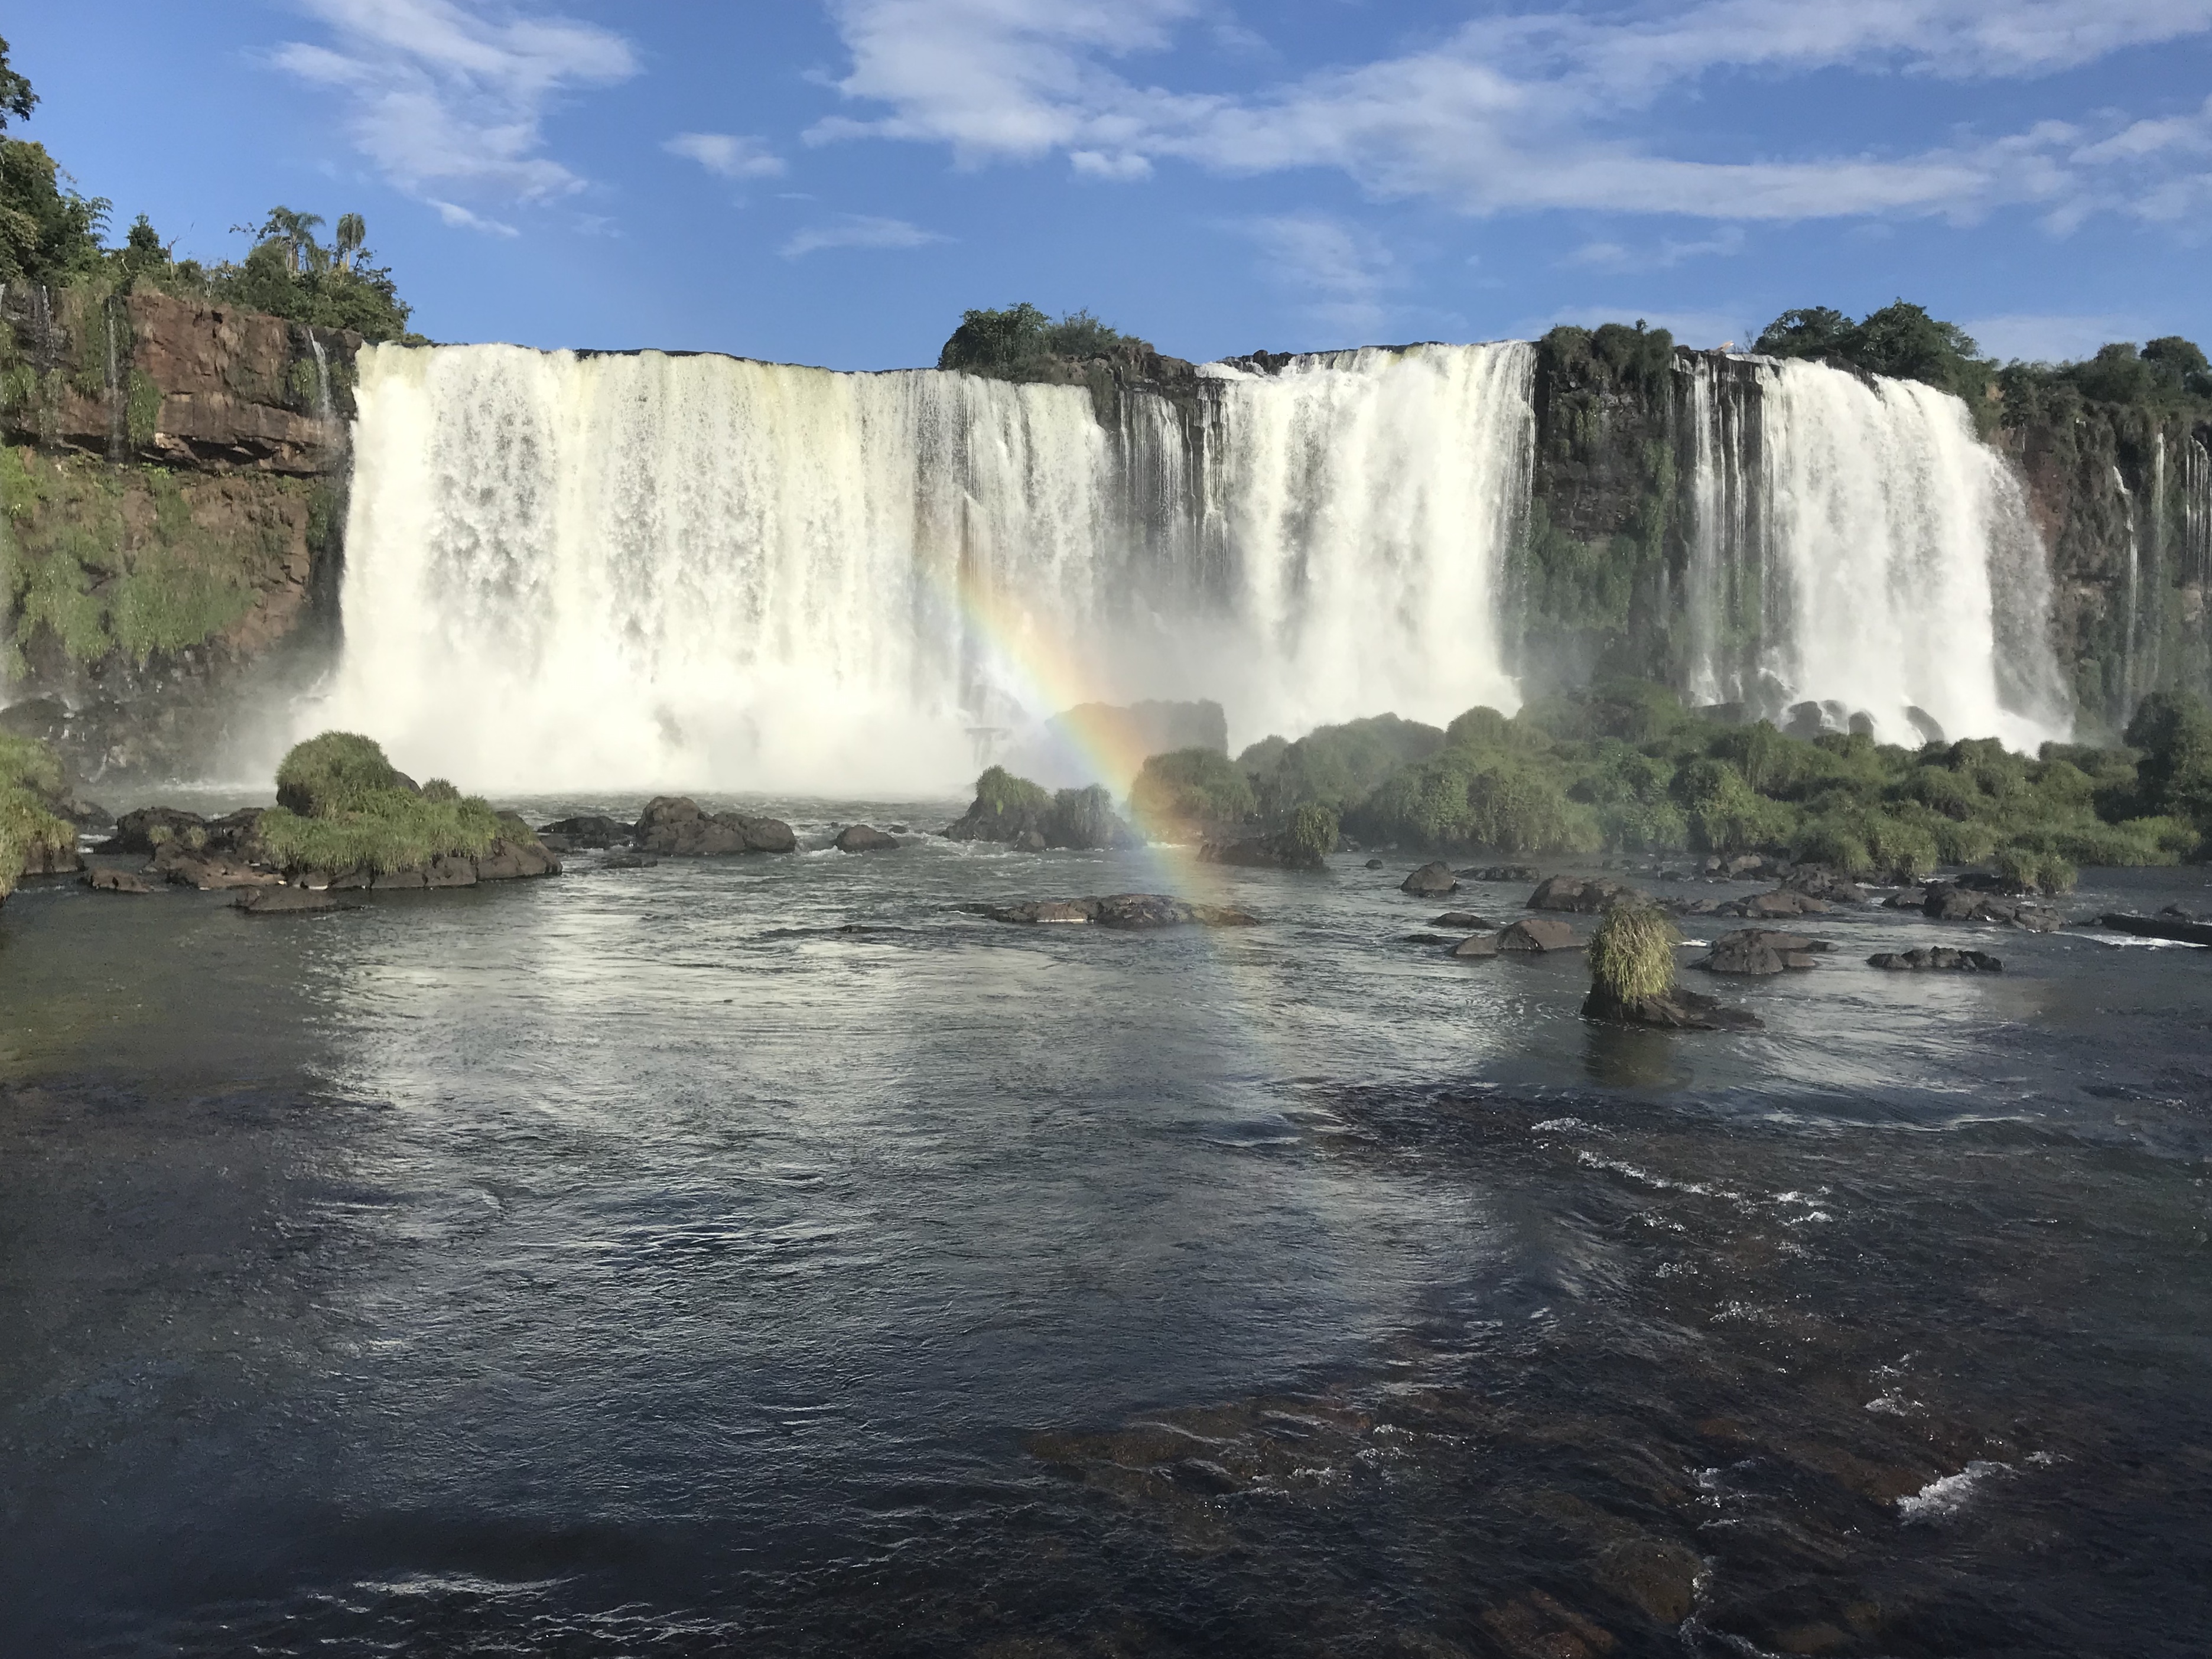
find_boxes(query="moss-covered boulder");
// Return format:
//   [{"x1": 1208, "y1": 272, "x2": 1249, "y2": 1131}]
[
  {"x1": 255, "y1": 731, "x2": 557, "y2": 886},
  {"x1": 0, "y1": 731, "x2": 79, "y2": 903}
]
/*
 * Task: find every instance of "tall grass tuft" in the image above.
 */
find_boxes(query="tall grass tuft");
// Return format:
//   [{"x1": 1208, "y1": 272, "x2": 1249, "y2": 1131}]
[{"x1": 1589, "y1": 902, "x2": 1680, "y2": 1004}]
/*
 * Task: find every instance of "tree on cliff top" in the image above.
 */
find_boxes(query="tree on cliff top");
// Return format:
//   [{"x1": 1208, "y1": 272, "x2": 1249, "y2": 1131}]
[
  {"x1": 0, "y1": 35, "x2": 109, "y2": 288},
  {"x1": 1755, "y1": 300, "x2": 1993, "y2": 409},
  {"x1": 938, "y1": 302, "x2": 1141, "y2": 379},
  {"x1": 0, "y1": 35, "x2": 37, "y2": 129}
]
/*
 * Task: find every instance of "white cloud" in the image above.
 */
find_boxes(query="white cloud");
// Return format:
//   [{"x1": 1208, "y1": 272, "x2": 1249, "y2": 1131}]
[
  {"x1": 779, "y1": 214, "x2": 949, "y2": 257},
  {"x1": 809, "y1": 0, "x2": 2212, "y2": 229},
  {"x1": 430, "y1": 198, "x2": 519, "y2": 236},
  {"x1": 666, "y1": 132, "x2": 788, "y2": 181},
  {"x1": 274, "y1": 0, "x2": 638, "y2": 224},
  {"x1": 1960, "y1": 313, "x2": 2148, "y2": 362}
]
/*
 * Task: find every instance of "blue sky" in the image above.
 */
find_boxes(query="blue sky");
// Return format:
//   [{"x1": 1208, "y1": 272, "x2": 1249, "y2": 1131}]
[{"x1": 9, "y1": 1, "x2": 2212, "y2": 368}]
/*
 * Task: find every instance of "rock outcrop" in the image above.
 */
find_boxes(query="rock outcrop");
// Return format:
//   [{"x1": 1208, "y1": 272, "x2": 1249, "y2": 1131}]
[
  {"x1": 966, "y1": 893, "x2": 1260, "y2": 929},
  {"x1": 635, "y1": 796, "x2": 796, "y2": 855},
  {"x1": 1528, "y1": 874, "x2": 1638, "y2": 913},
  {"x1": 1869, "y1": 946, "x2": 2004, "y2": 972},
  {"x1": 1583, "y1": 983, "x2": 1764, "y2": 1029},
  {"x1": 833, "y1": 824, "x2": 899, "y2": 852},
  {"x1": 1696, "y1": 928, "x2": 1830, "y2": 974},
  {"x1": 1401, "y1": 861, "x2": 1458, "y2": 896}
]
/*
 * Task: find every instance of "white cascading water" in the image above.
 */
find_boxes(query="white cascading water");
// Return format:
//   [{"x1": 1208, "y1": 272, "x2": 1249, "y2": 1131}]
[
  {"x1": 1682, "y1": 355, "x2": 2070, "y2": 749},
  {"x1": 319, "y1": 341, "x2": 1534, "y2": 792}
]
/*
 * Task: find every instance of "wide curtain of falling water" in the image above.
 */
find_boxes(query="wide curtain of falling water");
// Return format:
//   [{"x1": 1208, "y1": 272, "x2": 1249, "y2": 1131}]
[
  {"x1": 315, "y1": 341, "x2": 1536, "y2": 794},
  {"x1": 1680, "y1": 355, "x2": 2072, "y2": 750}
]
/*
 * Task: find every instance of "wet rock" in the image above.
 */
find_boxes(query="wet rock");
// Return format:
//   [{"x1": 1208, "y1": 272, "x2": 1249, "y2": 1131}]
[
  {"x1": 234, "y1": 886, "x2": 343, "y2": 916},
  {"x1": 538, "y1": 814, "x2": 632, "y2": 850},
  {"x1": 602, "y1": 852, "x2": 658, "y2": 870},
  {"x1": 1363, "y1": 857, "x2": 1384, "y2": 870},
  {"x1": 1401, "y1": 860, "x2": 1458, "y2": 896},
  {"x1": 102, "y1": 805, "x2": 207, "y2": 855},
  {"x1": 635, "y1": 796, "x2": 796, "y2": 856},
  {"x1": 1885, "y1": 886, "x2": 1929, "y2": 910},
  {"x1": 1922, "y1": 884, "x2": 2058, "y2": 931},
  {"x1": 2099, "y1": 911, "x2": 2212, "y2": 946},
  {"x1": 1529, "y1": 874, "x2": 1638, "y2": 913},
  {"x1": 83, "y1": 866, "x2": 152, "y2": 894},
  {"x1": 1498, "y1": 916, "x2": 1579, "y2": 952},
  {"x1": 1401, "y1": 932, "x2": 1453, "y2": 945},
  {"x1": 1869, "y1": 946, "x2": 2003, "y2": 972},
  {"x1": 471, "y1": 838, "x2": 560, "y2": 881},
  {"x1": 887, "y1": 824, "x2": 910, "y2": 834},
  {"x1": 968, "y1": 893, "x2": 1260, "y2": 929},
  {"x1": 151, "y1": 840, "x2": 282, "y2": 891},
  {"x1": 1784, "y1": 865, "x2": 1867, "y2": 903},
  {"x1": 834, "y1": 824, "x2": 900, "y2": 853},
  {"x1": 1431, "y1": 910, "x2": 1497, "y2": 929},
  {"x1": 1737, "y1": 887, "x2": 1830, "y2": 919},
  {"x1": 1698, "y1": 928, "x2": 1831, "y2": 975},
  {"x1": 1584, "y1": 982, "x2": 1763, "y2": 1029},
  {"x1": 1460, "y1": 863, "x2": 1537, "y2": 882},
  {"x1": 1451, "y1": 932, "x2": 1500, "y2": 958},
  {"x1": 1012, "y1": 828, "x2": 1048, "y2": 853}
]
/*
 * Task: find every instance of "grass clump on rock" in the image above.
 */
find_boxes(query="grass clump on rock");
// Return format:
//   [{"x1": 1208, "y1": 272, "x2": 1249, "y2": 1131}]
[
  {"x1": 258, "y1": 731, "x2": 508, "y2": 874},
  {"x1": 1588, "y1": 902, "x2": 1681, "y2": 1005}
]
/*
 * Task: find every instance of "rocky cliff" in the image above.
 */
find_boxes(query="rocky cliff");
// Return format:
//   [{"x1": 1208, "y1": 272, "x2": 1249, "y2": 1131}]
[{"x1": 0, "y1": 284, "x2": 353, "y2": 779}]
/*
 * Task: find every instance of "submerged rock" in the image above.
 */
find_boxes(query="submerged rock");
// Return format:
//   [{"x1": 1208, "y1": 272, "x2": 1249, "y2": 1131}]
[
  {"x1": 1460, "y1": 864, "x2": 1537, "y2": 882},
  {"x1": 1922, "y1": 884, "x2": 2058, "y2": 931},
  {"x1": 1528, "y1": 874, "x2": 1638, "y2": 913},
  {"x1": 967, "y1": 893, "x2": 1260, "y2": 930},
  {"x1": 602, "y1": 852, "x2": 658, "y2": 870},
  {"x1": 1430, "y1": 910, "x2": 1497, "y2": 929},
  {"x1": 83, "y1": 867, "x2": 153, "y2": 894},
  {"x1": 1782, "y1": 866, "x2": 1867, "y2": 903},
  {"x1": 635, "y1": 796, "x2": 796, "y2": 856},
  {"x1": 1697, "y1": 928, "x2": 1831, "y2": 975},
  {"x1": 834, "y1": 824, "x2": 900, "y2": 853},
  {"x1": 2098, "y1": 911, "x2": 2212, "y2": 946},
  {"x1": 1583, "y1": 983, "x2": 1763, "y2": 1029},
  {"x1": 1869, "y1": 946, "x2": 2003, "y2": 972},
  {"x1": 1363, "y1": 857, "x2": 1384, "y2": 870},
  {"x1": 1498, "y1": 916, "x2": 1579, "y2": 952},
  {"x1": 1400, "y1": 861, "x2": 1458, "y2": 896},
  {"x1": 234, "y1": 886, "x2": 344, "y2": 916}
]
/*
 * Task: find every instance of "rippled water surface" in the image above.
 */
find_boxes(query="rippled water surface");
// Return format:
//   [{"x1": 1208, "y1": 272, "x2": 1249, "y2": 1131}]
[{"x1": 2, "y1": 803, "x2": 2208, "y2": 1657}]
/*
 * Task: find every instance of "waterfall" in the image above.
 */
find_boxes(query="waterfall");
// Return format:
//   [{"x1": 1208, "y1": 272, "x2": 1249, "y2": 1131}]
[
  {"x1": 306, "y1": 332, "x2": 337, "y2": 430},
  {"x1": 1683, "y1": 355, "x2": 2068, "y2": 749},
  {"x1": 320, "y1": 341, "x2": 1536, "y2": 793}
]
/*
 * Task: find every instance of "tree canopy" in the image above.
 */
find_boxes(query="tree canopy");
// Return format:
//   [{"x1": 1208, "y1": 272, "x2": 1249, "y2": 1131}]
[
  {"x1": 1755, "y1": 301, "x2": 1993, "y2": 407},
  {"x1": 938, "y1": 303, "x2": 1141, "y2": 378}
]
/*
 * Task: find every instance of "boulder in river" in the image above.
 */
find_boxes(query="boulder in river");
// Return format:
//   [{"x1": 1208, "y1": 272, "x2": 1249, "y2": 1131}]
[
  {"x1": 1869, "y1": 946, "x2": 2003, "y2": 972},
  {"x1": 1459, "y1": 864, "x2": 1536, "y2": 882},
  {"x1": 834, "y1": 824, "x2": 900, "y2": 853},
  {"x1": 1498, "y1": 916, "x2": 1579, "y2": 952},
  {"x1": 1921, "y1": 884, "x2": 2058, "y2": 931},
  {"x1": 967, "y1": 893, "x2": 1260, "y2": 929},
  {"x1": 1696, "y1": 928, "x2": 1830, "y2": 975},
  {"x1": 1401, "y1": 860, "x2": 1458, "y2": 896},
  {"x1": 1450, "y1": 932, "x2": 1500, "y2": 958},
  {"x1": 635, "y1": 796, "x2": 796, "y2": 856},
  {"x1": 1583, "y1": 983, "x2": 1763, "y2": 1030},
  {"x1": 83, "y1": 867, "x2": 153, "y2": 894},
  {"x1": 1430, "y1": 910, "x2": 1497, "y2": 929},
  {"x1": 539, "y1": 814, "x2": 633, "y2": 850},
  {"x1": 1528, "y1": 874, "x2": 1637, "y2": 913},
  {"x1": 234, "y1": 886, "x2": 344, "y2": 916}
]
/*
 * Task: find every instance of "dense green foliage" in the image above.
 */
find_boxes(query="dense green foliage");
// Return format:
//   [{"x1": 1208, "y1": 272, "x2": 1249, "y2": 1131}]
[
  {"x1": 1241, "y1": 714, "x2": 1444, "y2": 818},
  {"x1": 261, "y1": 731, "x2": 508, "y2": 874},
  {"x1": 973, "y1": 764, "x2": 1052, "y2": 823},
  {"x1": 1755, "y1": 301, "x2": 1995, "y2": 414},
  {"x1": 0, "y1": 727, "x2": 70, "y2": 900},
  {"x1": 1215, "y1": 678, "x2": 2205, "y2": 877},
  {"x1": 1130, "y1": 746, "x2": 1255, "y2": 830},
  {"x1": 938, "y1": 303, "x2": 1140, "y2": 379}
]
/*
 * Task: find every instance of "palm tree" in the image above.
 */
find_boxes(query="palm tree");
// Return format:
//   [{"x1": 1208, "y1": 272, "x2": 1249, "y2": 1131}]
[
  {"x1": 333, "y1": 213, "x2": 365, "y2": 272},
  {"x1": 255, "y1": 207, "x2": 326, "y2": 276}
]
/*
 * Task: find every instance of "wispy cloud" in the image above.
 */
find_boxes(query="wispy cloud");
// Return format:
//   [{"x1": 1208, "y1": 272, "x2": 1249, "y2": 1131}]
[
  {"x1": 779, "y1": 214, "x2": 949, "y2": 258},
  {"x1": 809, "y1": 0, "x2": 2212, "y2": 230},
  {"x1": 665, "y1": 131, "x2": 788, "y2": 181},
  {"x1": 1239, "y1": 213, "x2": 1398, "y2": 339},
  {"x1": 1569, "y1": 225, "x2": 1746, "y2": 269},
  {"x1": 274, "y1": 0, "x2": 638, "y2": 228}
]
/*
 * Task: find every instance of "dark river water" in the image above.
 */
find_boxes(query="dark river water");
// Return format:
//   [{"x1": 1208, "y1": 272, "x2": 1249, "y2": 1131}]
[{"x1": 2, "y1": 801, "x2": 2208, "y2": 1657}]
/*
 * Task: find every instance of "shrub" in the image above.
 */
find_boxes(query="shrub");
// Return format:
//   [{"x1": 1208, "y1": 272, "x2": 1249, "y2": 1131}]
[
  {"x1": 1253, "y1": 714, "x2": 1445, "y2": 817},
  {"x1": 974, "y1": 765, "x2": 1050, "y2": 822},
  {"x1": 2125, "y1": 691, "x2": 2212, "y2": 834},
  {"x1": 0, "y1": 731, "x2": 73, "y2": 901},
  {"x1": 275, "y1": 731, "x2": 409, "y2": 815},
  {"x1": 1589, "y1": 903, "x2": 1680, "y2": 1003},
  {"x1": 1993, "y1": 844, "x2": 2077, "y2": 893},
  {"x1": 1930, "y1": 817, "x2": 2000, "y2": 867},
  {"x1": 1283, "y1": 803, "x2": 1341, "y2": 866},
  {"x1": 1463, "y1": 763, "x2": 1600, "y2": 854},
  {"x1": 1674, "y1": 759, "x2": 1795, "y2": 853},
  {"x1": 261, "y1": 731, "x2": 517, "y2": 874},
  {"x1": 1046, "y1": 785, "x2": 1128, "y2": 850},
  {"x1": 1129, "y1": 747, "x2": 1255, "y2": 830}
]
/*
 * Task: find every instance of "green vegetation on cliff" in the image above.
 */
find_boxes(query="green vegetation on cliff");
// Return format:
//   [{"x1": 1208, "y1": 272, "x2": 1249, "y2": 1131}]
[
  {"x1": 1129, "y1": 747, "x2": 1254, "y2": 831},
  {"x1": 938, "y1": 303, "x2": 1141, "y2": 380},
  {"x1": 0, "y1": 728, "x2": 70, "y2": 900},
  {"x1": 1755, "y1": 301, "x2": 1996, "y2": 417},
  {"x1": 258, "y1": 733, "x2": 511, "y2": 874}
]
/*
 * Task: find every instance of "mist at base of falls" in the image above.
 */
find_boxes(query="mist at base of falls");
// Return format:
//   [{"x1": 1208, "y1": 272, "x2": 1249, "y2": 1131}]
[{"x1": 315, "y1": 340, "x2": 2069, "y2": 795}]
